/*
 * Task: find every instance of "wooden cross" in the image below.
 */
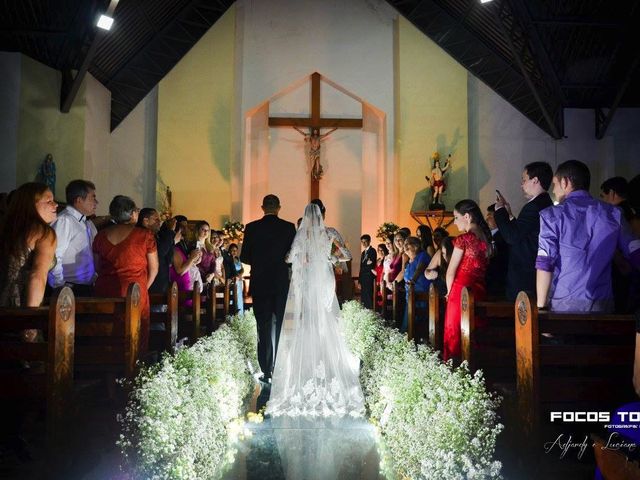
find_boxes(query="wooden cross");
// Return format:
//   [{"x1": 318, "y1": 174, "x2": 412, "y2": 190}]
[{"x1": 268, "y1": 72, "x2": 363, "y2": 200}]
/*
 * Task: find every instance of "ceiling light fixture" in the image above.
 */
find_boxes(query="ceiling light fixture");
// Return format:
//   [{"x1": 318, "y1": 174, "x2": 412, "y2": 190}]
[
  {"x1": 96, "y1": 14, "x2": 114, "y2": 31},
  {"x1": 480, "y1": 0, "x2": 494, "y2": 3}
]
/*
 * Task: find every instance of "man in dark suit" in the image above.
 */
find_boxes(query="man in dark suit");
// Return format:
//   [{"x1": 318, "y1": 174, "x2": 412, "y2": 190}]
[
  {"x1": 359, "y1": 234, "x2": 377, "y2": 309},
  {"x1": 495, "y1": 161, "x2": 554, "y2": 301},
  {"x1": 240, "y1": 194, "x2": 296, "y2": 382}
]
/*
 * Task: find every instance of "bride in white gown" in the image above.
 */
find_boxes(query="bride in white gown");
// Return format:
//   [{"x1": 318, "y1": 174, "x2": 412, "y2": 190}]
[{"x1": 265, "y1": 203, "x2": 365, "y2": 417}]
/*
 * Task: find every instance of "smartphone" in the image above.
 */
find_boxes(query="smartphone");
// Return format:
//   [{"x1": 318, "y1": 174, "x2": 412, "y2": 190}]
[{"x1": 495, "y1": 189, "x2": 503, "y2": 199}]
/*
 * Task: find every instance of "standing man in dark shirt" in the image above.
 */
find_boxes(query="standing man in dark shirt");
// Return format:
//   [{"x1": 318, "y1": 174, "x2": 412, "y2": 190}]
[
  {"x1": 240, "y1": 194, "x2": 296, "y2": 382},
  {"x1": 494, "y1": 161, "x2": 553, "y2": 301}
]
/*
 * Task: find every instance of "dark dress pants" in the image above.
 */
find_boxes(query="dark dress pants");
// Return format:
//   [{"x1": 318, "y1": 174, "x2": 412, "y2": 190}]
[
  {"x1": 252, "y1": 290, "x2": 288, "y2": 378},
  {"x1": 360, "y1": 276, "x2": 374, "y2": 309}
]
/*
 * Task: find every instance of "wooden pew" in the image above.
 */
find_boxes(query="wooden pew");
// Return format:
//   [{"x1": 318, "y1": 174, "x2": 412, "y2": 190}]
[
  {"x1": 204, "y1": 282, "x2": 234, "y2": 330},
  {"x1": 514, "y1": 291, "x2": 636, "y2": 444},
  {"x1": 460, "y1": 287, "x2": 515, "y2": 387},
  {"x1": 0, "y1": 287, "x2": 74, "y2": 449},
  {"x1": 178, "y1": 282, "x2": 202, "y2": 344},
  {"x1": 428, "y1": 284, "x2": 444, "y2": 353},
  {"x1": 377, "y1": 280, "x2": 394, "y2": 322},
  {"x1": 391, "y1": 281, "x2": 405, "y2": 329},
  {"x1": 406, "y1": 283, "x2": 429, "y2": 343},
  {"x1": 74, "y1": 283, "x2": 141, "y2": 392},
  {"x1": 148, "y1": 281, "x2": 179, "y2": 352}
]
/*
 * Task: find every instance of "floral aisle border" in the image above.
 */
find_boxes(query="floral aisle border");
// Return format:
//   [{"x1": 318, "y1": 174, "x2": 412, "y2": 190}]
[
  {"x1": 119, "y1": 303, "x2": 502, "y2": 479},
  {"x1": 118, "y1": 311, "x2": 258, "y2": 479},
  {"x1": 341, "y1": 301, "x2": 503, "y2": 479}
]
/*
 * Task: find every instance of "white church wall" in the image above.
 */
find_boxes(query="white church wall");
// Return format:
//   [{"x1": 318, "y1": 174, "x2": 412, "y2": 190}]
[
  {"x1": 83, "y1": 76, "x2": 157, "y2": 214},
  {"x1": 0, "y1": 52, "x2": 20, "y2": 192},
  {"x1": 83, "y1": 74, "x2": 111, "y2": 215},
  {"x1": 237, "y1": 0, "x2": 397, "y2": 269},
  {"x1": 468, "y1": 74, "x2": 640, "y2": 214},
  {"x1": 110, "y1": 87, "x2": 158, "y2": 211}
]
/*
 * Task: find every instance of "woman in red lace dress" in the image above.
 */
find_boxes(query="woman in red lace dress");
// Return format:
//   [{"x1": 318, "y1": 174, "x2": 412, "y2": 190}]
[{"x1": 443, "y1": 200, "x2": 494, "y2": 361}]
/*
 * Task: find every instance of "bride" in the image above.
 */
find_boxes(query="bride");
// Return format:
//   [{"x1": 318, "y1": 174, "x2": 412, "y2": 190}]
[{"x1": 265, "y1": 202, "x2": 365, "y2": 417}]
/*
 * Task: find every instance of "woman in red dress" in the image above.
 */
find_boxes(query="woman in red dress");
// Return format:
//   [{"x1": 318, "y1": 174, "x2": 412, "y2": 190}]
[
  {"x1": 93, "y1": 196, "x2": 158, "y2": 354},
  {"x1": 443, "y1": 199, "x2": 494, "y2": 362}
]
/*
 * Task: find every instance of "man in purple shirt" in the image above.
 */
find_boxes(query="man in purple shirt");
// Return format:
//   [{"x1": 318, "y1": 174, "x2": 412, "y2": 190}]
[{"x1": 536, "y1": 160, "x2": 640, "y2": 312}]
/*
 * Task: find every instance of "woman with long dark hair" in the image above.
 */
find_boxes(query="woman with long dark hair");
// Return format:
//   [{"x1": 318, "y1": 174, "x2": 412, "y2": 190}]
[
  {"x1": 443, "y1": 199, "x2": 493, "y2": 361},
  {"x1": 416, "y1": 225, "x2": 435, "y2": 257},
  {"x1": 0, "y1": 182, "x2": 57, "y2": 308}
]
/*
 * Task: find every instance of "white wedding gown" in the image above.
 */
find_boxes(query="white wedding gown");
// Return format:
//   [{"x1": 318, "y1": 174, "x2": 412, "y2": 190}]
[{"x1": 265, "y1": 204, "x2": 365, "y2": 417}]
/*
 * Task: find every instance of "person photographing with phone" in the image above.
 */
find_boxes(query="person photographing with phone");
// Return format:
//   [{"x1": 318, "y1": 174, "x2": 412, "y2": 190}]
[{"x1": 493, "y1": 162, "x2": 554, "y2": 301}]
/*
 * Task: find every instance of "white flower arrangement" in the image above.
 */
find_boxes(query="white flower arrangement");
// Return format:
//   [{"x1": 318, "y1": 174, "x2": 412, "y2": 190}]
[
  {"x1": 118, "y1": 310, "x2": 258, "y2": 479},
  {"x1": 120, "y1": 302, "x2": 502, "y2": 480},
  {"x1": 341, "y1": 301, "x2": 503, "y2": 479}
]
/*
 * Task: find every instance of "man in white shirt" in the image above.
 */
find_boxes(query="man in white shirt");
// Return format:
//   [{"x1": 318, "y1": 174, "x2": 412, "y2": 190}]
[{"x1": 48, "y1": 180, "x2": 99, "y2": 296}]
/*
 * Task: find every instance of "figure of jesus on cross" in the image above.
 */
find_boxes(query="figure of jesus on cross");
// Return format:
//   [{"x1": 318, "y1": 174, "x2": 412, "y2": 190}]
[
  {"x1": 293, "y1": 126, "x2": 337, "y2": 181},
  {"x1": 268, "y1": 72, "x2": 363, "y2": 200}
]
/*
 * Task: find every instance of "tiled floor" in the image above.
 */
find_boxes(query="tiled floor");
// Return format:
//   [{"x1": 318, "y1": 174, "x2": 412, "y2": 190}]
[{"x1": 222, "y1": 416, "x2": 385, "y2": 480}]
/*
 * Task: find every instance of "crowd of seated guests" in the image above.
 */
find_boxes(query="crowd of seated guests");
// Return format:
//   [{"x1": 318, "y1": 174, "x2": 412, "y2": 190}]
[{"x1": 0, "y1": 179, "x2": 249, "y2": 351}]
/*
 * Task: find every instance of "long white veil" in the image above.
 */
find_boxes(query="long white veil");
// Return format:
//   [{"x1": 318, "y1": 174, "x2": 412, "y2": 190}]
[{"x1": 266, "y1": 204, "x2": 364, "y2": 417}]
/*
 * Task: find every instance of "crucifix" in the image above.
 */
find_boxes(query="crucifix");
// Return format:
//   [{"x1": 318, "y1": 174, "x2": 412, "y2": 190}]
[{"x1": 268, "y1": 72, "x2": 363, "y2": 200}]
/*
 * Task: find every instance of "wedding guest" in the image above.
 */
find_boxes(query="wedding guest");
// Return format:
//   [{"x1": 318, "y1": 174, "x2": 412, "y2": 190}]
[
  {"x1": 536, "y1": 160, "x2": 640, "y2": 312},
  {"x1": 425, "y1": 235, "x2": 454, "y2": 297},
  {"x1": 444, "y1": 200, "x2": 493, "y2": 361},
  {"x1": 374, "y1": 243, "x2": 389, "y2": 308},
  {"x1": 382, "y1": 236, "x2": 397, "y2": 284},
  {"x1": 0, "y1": 184, "x2": 57, "y2": 465},
  {"x1": 220, "y1": 233, "x2": 236, "y2": 288},
  {"x1": 485, "y1": 204, "x2": 509, "y2": 300},
  {"x1": 170, "y1": 222, "x2": 204, "y2": 297},
  {"x1": 416, "y1": 225, "x2": 435, "y2": 257},
  {"x1": 173, "y1": 215, "x2": 189, "y2": 254},
  {"x1": 0, "y1": 183, "x2": 57, "y2": 309},
  {"x1": 137, "y1": 209, "x2": 177, "y2": 294},
  {"x1": 390, "y1": 230, "x2": 409, "y2": 285},
  {"x1": 209, "y1": 230, "x2": 226, "y2": 286},
  {"x1": 401, "y1": 236, "x2": 431, "y2": 333},
  {"x1": 494, "y1": 162, "x2": 553, "y2": 301},
  {"x1": 433, "y1": 227, "x2": 449, "y2": 250},
  {"x1": 601, "y1": 176, "x2": 635, "y2": 222},
  {"x1": 229, "y1": 243, "x2": 244, "y2": 313},
  {"x1": 359, "y1": 234, "x2": 377, "y2": 309},
  {"x1": 93, "y1": 195, "x2": 158, "y2": 353},
  {"x1": 193, "y1": 221, "x2": 218, "y2": 288},
  {"x1": 48, "y1": 179, "x2": 99, "y2": 296}
]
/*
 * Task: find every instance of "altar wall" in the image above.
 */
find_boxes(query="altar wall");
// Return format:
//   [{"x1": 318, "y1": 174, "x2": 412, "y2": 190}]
[{"x1": 154, "y1": 0, "x2": 470, "y2": 268}]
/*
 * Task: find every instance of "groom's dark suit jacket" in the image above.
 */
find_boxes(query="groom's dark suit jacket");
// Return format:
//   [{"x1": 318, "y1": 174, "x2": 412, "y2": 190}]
[
  {"x1": 240, "y1": 214, "x2": 296, "y2": 301},
  {"x1": 495, "y1": 192, "x2": 553, "y2": 301}
]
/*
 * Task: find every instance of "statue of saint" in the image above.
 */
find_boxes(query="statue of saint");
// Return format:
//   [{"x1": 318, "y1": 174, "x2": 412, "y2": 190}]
[
  {"x1": 425, "y1": 153, "x2": 451, "y2": 208},
  {"x1": 294, "y1": 127, "x2": 337, "y2": 181},
  {"x1": 36, "y1": 153, "x2": 56, "y2": 195}
]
